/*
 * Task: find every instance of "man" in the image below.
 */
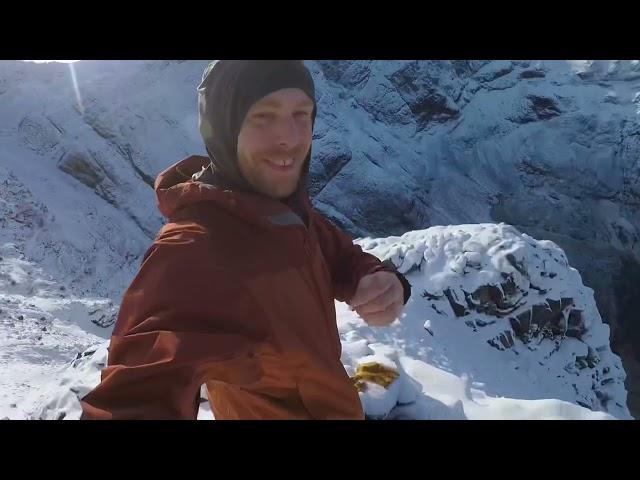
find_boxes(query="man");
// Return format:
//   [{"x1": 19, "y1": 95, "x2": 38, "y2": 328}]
[{"x1": 80, "y1": 60, "x2": 411, "y2": 420}]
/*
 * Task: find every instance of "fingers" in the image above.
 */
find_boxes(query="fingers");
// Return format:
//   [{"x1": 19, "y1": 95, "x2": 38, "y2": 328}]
[
  {"x1": 350, "y1": 272, "x2": 393, "y2": 308},
  {"x1": 355, "y1": 282, "x2": 399, "y2": 315},
  {"x1": 361, "y1": 299, "x2": 404, "y2": 327}
]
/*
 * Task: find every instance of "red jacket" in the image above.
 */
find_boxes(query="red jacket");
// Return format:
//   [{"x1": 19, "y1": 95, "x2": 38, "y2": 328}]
[{"x1": 80, "y1": 155, "x2": 403, "y2": 419}]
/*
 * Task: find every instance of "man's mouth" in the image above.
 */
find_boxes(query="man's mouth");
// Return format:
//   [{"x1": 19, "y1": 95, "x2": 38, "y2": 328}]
[{"x1": 264, "y1": 158, "x2": 295, "y2": 172}]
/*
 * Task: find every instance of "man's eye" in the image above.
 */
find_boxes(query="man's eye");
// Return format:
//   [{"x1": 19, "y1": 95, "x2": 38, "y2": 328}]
[
  {"x1": 253, "y1": 112, "x2": 273, "y2": 121},
  {"x1": 294, "y1": 111, "x2": 311, "y2": 118}
]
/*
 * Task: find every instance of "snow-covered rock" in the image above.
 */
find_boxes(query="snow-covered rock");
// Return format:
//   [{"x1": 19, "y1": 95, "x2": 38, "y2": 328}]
[{"x1": 348, "y1": 224, "x2": 630, "y2": 419}]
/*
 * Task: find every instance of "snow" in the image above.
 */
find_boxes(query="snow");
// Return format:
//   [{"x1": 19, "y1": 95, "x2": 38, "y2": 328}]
[
  {"x1": 0, "y1": 248, "x2": 112, "y2": 419},
  {"x1": 0, "y1": 60, "x2": 636, "y2": 420},
  {"x1": 0, "y1": 205, "x2": 115, "y2": 419}
]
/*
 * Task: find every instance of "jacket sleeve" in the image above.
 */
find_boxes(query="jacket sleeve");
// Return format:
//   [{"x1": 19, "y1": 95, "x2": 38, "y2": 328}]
[
  {"x1": 80, "y1": 224, "x2": 264, "y2": 420},
  {"x1": 312, "y1": 211, "x2": 412, "y2": 305}
]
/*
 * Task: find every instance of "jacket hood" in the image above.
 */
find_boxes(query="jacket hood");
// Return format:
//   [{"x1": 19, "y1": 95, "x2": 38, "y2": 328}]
[
  {"x1": 196, "y1": 60, "x2": 317, "y2": 224},
  {"x1": 154, "y1": 155, "x2": 312, "y2": 228}
]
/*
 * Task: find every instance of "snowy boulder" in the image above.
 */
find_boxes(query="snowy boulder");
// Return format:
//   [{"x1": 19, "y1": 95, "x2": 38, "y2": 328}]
[
  {"x1": 348, "y1": 344, "x2": 421, "y2": 420},
  {"x1": 32, "y1": 343, "x2": 106, "y2": 420}
]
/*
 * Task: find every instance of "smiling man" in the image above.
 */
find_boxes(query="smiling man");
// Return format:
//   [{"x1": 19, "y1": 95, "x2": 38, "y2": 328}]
[{"x1": 80, "y1": 60, "x2": 411, "y2": 420}]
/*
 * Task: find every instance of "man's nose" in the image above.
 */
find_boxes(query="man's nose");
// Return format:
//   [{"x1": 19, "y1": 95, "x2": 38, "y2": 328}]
[{"x1": 276, "y1": 116, "x2": 299, "y2": 148}]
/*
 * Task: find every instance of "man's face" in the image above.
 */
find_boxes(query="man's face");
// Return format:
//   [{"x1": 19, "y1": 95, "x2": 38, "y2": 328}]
[{"x1": 237, "y1": 88, "x2": 314, "y2": 199}]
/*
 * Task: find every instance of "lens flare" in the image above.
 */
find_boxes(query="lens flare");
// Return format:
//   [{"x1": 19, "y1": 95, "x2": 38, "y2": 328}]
[{"x1": 68, "y1": 62, "x2": 84, "y2": 115}]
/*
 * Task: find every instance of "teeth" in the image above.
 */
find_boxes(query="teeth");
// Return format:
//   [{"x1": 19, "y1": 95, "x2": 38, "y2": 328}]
[{"x1": 268, "y1": 158, "x2": 292, "y2": 167}]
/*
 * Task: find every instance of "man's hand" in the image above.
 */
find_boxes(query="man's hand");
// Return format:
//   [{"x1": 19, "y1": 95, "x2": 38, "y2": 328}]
[{"x1": 349, "y1": 271, "x2": 405, "y2": 327}]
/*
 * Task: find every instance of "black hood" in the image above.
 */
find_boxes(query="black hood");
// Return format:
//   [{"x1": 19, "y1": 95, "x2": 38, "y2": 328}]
[{"x1": 196, "y1": 60, "x2": 317, "y2": 224}]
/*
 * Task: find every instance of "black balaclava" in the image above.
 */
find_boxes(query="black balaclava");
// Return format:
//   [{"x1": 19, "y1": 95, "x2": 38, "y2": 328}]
[{"x1": 196, "y1": 60, "x2": 317, "y2": 224}]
